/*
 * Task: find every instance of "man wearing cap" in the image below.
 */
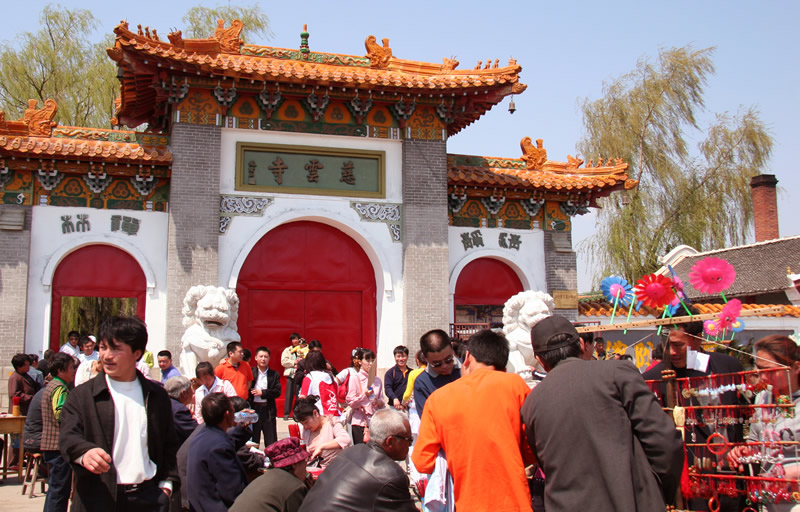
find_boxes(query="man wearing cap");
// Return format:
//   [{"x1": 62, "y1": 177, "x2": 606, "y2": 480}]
[
  {"x1": 413, "y1": 330, "x2": 534, "y2": 511},
  {"x1": 230, "y1": 438, "x2": 309, "y2": 512},
  {"x1": 520, "y1": 315, "x2": 683, "y2": 512}
]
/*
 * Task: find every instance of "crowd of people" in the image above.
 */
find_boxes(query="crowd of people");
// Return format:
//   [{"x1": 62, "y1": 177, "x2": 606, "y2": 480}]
[{"x1": 5, "y1": 311, "x2": 799, "y2": 512}]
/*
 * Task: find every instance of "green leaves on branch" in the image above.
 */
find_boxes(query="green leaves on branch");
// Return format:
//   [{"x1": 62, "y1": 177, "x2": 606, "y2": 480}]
[
  {"x1": 182, "y1": 4, "x2": 272, "y2": 42},
  {"x1": 578, "y1": 45, "x2": 773, "y2": 285},
  {"x1": 0, "y1": 5, "x2": 118, "y2": 128}
]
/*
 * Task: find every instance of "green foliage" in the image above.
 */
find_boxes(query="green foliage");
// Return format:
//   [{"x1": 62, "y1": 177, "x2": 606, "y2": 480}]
[
  {"x1": 0, "y1": 4, "x2": 118, "y2": 128},
  {"x1": 182, "y1": 3, "x2": 272, "y2": 42},
  {"x1": 577, "y1": 46, "x2": 773, "y2": 284},
  {"x1": 60, "y1": 296, "x2": 137, "y2": 345}
]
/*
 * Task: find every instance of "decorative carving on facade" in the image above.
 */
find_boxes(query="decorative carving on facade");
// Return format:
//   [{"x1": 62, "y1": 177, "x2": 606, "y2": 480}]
[
  {"x1": 390, "y1": 97, "x2": 416, "y2": 126},
  {"x1": 220, "y1": 195, "x2": 272, "y2": 215},
  {"x1": 131, "y1": 174, "x2": 157, "y2": 196},
  {"x1": 166, "y1": 77, "x2": 190, "y2": 104},
  {"x1": 351, "y1": 202, "x2": 402, "y2": 242},
  {"x1": 37, "y1": 164, "x2": 63, "y2": 191},
  {"x1": 347, "y1": 91, "x2": 372, "y2": 125},
  {"x1": 83, "y1": 165, "x2": 113, "y2": 194},
  {"x1": 219, "y1": 216, "x2": 232, "y2": 233},
  {"x1": 214, "y1": 19, "x2": 244, "y2": 53},
  {"x1": 520, "y1": 196, "x2": 545, "y2": 217},
  {"x1": 436, "y1": 98, "x2": 462, "y2": 125},
  {"x1": 304, "y1": 90, "x2": 330, "y2": 122},
  {"x1": 520, "y1": 137, "x2": 547, "y2": 170},
  {"x1": 257, "y1": 86, "x2": 283, "y2": 118},
  {"x1": 365, "y1": 36, "x2": 392, "y2": 69},
  {"x1": 0, "y1": 162, "x2": 12, "y2": 188},
  {"x1": 449, "y1": 192, "x2": 468, "y2": 213},
  {"x1": 481, "y1": 195, "x2": 505, "y2": 215},
  {"x1": 214, "y1": 83, "x2": 237, "y2": 109},
  {"x1": 560, "y1": 199, "x2": 591, "y2": 217},
  {"x1": 23, "y1": 99, "x2": 58, "y2": 136}
]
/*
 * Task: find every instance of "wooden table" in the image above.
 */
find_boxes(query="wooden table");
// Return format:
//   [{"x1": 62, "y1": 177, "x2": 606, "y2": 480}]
[{"x1": 0, "y1": 415, "x2": 25, "y2": 481}]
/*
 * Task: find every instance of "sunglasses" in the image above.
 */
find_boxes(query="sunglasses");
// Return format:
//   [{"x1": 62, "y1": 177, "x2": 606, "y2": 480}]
[
  {"x1": 429, "y1": 356, "x2": 455, "y2": 369},
  {"x1": 390, "y1": 434, "x2": 414, "y2": 443}
]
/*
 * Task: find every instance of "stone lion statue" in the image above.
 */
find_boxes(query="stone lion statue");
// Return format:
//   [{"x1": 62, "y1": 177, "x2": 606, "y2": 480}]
[
  {"x1": 180, "y1": 285, "x2": 241, "y2": 375},
  {"x1": 502, "y1": 290, "x2": 555, "y2": 381}
]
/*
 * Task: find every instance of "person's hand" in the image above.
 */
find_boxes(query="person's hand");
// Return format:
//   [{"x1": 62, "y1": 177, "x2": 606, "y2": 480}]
[
  {"x1": 393, "y1": 398, "x2": 403, "y2": 410},
  {"x1": 727, "y1": 445, "x2": 751, "y2": 470},
  {"x1": 160, "y1": 487, "x2": 172, "y2": 498},
  {"x1": 311, "y1": 445, "x2": 323, "y2": 459},
  {"x1": 81, "y1": 447, "x2": 112, "y2": 474},
  {"x1": 251, "y1": 388, "x2": 262, "y2": 397},
  {"x1": 366, "y1": 388, "x2": 374, "y2": 397}
]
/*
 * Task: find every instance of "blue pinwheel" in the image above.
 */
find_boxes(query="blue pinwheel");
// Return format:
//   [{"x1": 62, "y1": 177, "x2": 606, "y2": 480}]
[{"x1": 600, "y1": 276, "x2": 633, "y2": 324}]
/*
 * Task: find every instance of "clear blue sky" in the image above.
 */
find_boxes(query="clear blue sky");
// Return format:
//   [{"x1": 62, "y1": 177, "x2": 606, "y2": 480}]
[{"x1": 3, "y1": 1, "x2": 797, "y2": 291}]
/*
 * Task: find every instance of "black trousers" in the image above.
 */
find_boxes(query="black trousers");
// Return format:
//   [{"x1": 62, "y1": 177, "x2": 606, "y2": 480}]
[
  {"x1": 251, "y1": 403, "x2": 277, "y2": 447},
  {"x1": 117, "y1": 479, "x2": 170, "y2": 512},
  {"x1": 352, "y1": 425, "x2": 366, "y2": 445},
  {"x1": 283, "y1": 377, "x2": 297, "y2": 417}
]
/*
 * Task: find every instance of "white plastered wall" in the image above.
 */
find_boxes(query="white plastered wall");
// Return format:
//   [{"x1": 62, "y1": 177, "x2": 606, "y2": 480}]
[
  {"x1": 218, "y1": 129, "x2": 404, "y2": 369},
  {"x1": 25, "y1": 206, "x2": 169, "y2": 355},
  {"x1": 448, "y1": 225, "x2": 547, "y2": 322}
]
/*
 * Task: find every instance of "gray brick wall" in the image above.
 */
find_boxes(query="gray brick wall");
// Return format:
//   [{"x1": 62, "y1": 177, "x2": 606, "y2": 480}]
[
  {"x1": 0, "y1": 205, "x2": 31, "y2": 364},
  {"x1": 544, "y1": 230, "x2": 578, "y2": 321},
  {"x1": 166, "y1": 124, "x2": 222, "y2": 355},
  {"x1": 401, "y1": 139, "x2": 450, "y2": 351}
]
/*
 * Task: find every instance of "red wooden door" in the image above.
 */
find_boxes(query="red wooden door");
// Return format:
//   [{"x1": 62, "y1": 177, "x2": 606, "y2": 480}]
[
  {"x1": 237, "y1": 221, "x2": 376, "y2": 413},
  {"x1": 50, "y1": 244, "x2": 146, "y2": 350},
  {"x1": 455, "y1": 258, "x2": 524, "y2": 307}
]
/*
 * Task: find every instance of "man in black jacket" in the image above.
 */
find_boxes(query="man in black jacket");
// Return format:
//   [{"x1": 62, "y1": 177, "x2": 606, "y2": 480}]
[
  {"x1": 60, "y1": 316, "x2": 178, "y2": 512},
  {"x1": 298, "y1": 408, "x2": 417, "y2": 511},
  {"x1": 248, "y1": 346, "x2": 281, "y2": 447}
]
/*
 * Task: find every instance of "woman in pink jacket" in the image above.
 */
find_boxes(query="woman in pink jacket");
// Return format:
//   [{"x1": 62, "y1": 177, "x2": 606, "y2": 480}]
[{"x1": 345, "y1": 348, "x2": 385, "y2": 444}]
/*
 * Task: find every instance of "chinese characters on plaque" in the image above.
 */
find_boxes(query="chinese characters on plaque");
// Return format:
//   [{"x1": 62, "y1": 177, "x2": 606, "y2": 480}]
[
  {"x1": 460, "y1": 229, "x2": 522, "y2": 251},
  {"x1": 60, "y1": 214, "x2": 141, "y2": 236}
]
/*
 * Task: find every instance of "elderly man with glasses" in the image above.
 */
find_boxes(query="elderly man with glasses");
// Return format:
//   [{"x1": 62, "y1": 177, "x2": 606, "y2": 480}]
[{"x1": 412, "y1": 329, "x2": 461, "y2": 416}]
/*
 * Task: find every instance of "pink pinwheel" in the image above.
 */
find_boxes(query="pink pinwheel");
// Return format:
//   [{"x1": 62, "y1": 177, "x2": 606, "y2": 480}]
[
  {"x1": 704, "y1": 319, "x2": 721, "y2": 337},
  {"x1": 717, "y1": 299, "x2": 742, "y2": 330},
  {"x1": 633, "y1": 274, "x2": 676, "y2": 309},
  {"x1": 688, "y1": 257, "x2": 736, "y2": 295}
]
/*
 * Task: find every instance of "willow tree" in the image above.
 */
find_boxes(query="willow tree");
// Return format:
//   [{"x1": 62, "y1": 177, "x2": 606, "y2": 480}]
[
  {"x1": 577, "y1": 46, "x2": 773, "y2": 284},
  {"x1": 0, "y1": 5, "x2": 118, "y2": 127},
  {"x1": 0, "y1": 4, "x2": 270, "y2": 128}
]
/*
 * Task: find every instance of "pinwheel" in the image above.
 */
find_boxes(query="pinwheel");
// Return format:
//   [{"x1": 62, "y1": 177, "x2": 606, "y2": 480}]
[
  {"x1": 633, "y1": 274, "x2": 676, "y2": 309},
  {"x1": 601, "y1": 276, "x2": 633, "y2": 324},
  {"x1": 689, "y1": 257, "x2": 736, "y2": 296},
  {"x1": 704, "y1": 319, "x2": 721, "y2": 337},
  {"x1": 717, "y1": 299, "x2": 742, "y2": 331},
  {"x1": 731, "y1": 319, "x2": 746, "y2": 333}
]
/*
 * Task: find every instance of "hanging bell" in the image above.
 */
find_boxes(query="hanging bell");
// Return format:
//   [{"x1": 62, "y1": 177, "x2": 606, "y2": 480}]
[{"x1": 508, "y1": 97, "x2": 516, "y2": 114}]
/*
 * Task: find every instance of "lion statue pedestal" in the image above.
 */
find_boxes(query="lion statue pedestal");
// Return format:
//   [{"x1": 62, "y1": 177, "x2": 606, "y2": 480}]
[
  {"x1": 179, "y1": 285, "x2": 241, "y2": 376},
  {"x1": 502, "y1": 290, "x2": 555, "y2": 383}
]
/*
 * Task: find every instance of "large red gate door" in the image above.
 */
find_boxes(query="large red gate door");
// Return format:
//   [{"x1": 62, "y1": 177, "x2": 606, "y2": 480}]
[
  {"x1": 236, "y1": 221, "x2": 377, "y2": 413},
  {"x1": 454, "y1": 258, "x2": 523, "y2": 307},
  {"x1": 50, "y1": 244, "x2": 146, "y2": 350}
]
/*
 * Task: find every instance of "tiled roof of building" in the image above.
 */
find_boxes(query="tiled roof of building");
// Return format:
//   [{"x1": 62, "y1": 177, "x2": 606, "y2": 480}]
[
  {"x1": 578, "y1": 300, "x2": 800, "y2": 318},
  {"x1": 669, "y1": 236, "x2": 800, "y2": 300},
  {"x1": 108, "y1": 21, "x2": 526, "y2": 131},
  {"x1": 0, "y1": 100, "x2": 171, "y2": 165},
  {"x1": 448, "y1": 138, "x2": 637, "y2": 198}
]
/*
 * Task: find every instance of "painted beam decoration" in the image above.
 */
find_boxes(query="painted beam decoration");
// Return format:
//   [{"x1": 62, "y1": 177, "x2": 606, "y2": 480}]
[{"x1": 236, "y1": 142, "x2": 385, "y2": 198}]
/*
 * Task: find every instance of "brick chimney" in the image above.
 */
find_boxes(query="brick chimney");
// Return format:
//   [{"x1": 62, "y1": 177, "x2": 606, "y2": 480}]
[{"x1": 750, "y1": 174, "x2": 779, "y2": 242}]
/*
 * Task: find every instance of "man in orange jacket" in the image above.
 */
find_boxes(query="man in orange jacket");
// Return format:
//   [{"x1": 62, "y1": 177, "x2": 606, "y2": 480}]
[{"x1": 412, "y1": 329, "x2": 534, "y2": 511}]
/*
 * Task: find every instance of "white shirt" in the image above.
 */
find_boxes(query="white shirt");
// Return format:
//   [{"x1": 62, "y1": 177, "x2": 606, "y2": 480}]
[
  {"x1": 78, "y1": 351, "x2": 99, "y2": 363},
  {"x1": 59, "y1": 343, "x2": 79, "y2": 358},
  {"x1": 104, "y1": 375, "x2": 157, "y2": 485},
  {"x1": 253, "y1": 368, "x2": 270, "y2": 403},
  {"x1": 193, "y1": 377, "x2": 237, "y2": 423}
]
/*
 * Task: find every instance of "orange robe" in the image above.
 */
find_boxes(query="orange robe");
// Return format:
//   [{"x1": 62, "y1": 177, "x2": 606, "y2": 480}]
[{"x1": 412, "y1": 367, "x2": 534, "y2": 512}]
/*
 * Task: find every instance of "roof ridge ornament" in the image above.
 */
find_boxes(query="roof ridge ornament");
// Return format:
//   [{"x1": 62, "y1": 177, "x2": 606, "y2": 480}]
[
  {"x1": 214, "y1": 19, "x2": 244, "y2": 53},
  {"x1": 365, "y1": 36, "x2": 392, "y2": 69},
  {"x1": 520, "y1": 137, "x2": 547, "y2": 170},
  {"x1": 22, "y1": 99, "x2": 58, "y2": 137}
]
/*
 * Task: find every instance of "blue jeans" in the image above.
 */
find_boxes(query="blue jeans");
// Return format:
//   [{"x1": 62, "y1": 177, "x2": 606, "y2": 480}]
[{"x1": 43, "y1": 450, "x2": 72, "y2": 512}]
